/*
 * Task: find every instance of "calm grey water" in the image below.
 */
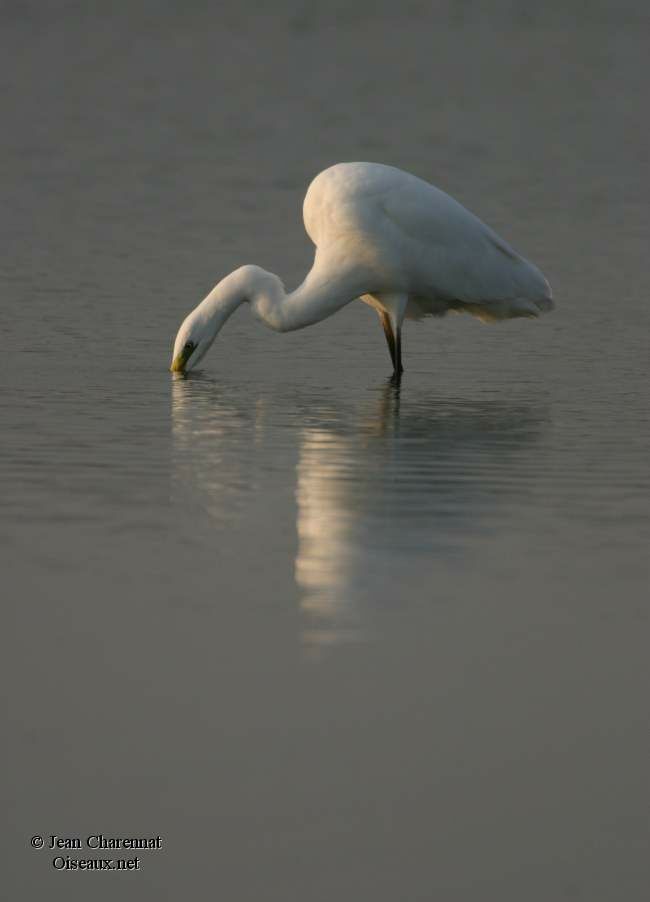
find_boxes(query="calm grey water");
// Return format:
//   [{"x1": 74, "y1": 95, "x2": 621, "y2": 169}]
[{"x1": 2, "y1": 2, "x2": 649, "y2": 899}]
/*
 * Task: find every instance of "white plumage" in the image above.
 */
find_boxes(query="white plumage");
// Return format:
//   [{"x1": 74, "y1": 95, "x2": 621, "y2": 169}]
[{"x1": 171, "y1": 162, "x2": 553, "y2": 375}]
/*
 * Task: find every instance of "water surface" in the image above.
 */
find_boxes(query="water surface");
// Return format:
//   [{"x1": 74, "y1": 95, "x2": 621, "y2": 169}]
[{"x1": 2, "y1": 3, "x2": 648, "y2": 900}]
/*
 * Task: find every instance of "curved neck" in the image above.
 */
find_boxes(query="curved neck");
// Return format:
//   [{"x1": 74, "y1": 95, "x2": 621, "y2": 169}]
[
  {"x1": 195, "y1": 268, "x2": 251, "y2": 332},
  {"x1": 245, "y1": 263, "x2": 366, "y2": 333},
  {"x1": 190, "y1": 261, "x2": 368, "y2": 346}
]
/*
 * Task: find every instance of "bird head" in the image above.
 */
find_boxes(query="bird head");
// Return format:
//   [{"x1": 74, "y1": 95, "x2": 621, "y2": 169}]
[
  {"x1": 170, "y1": 311, "x2": 219, "y2": 373},
  {"x1": 170, "y1": 266, "x2": 274, "y2": 373}
]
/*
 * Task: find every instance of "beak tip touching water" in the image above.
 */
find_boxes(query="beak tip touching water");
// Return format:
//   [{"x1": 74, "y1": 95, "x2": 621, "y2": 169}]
[
  {"x1": 170, "y1": 344, "x2": 195, "y2": 373},
  {"x1": 169, "y1": 341, "x2": 197, "y2": 373}
]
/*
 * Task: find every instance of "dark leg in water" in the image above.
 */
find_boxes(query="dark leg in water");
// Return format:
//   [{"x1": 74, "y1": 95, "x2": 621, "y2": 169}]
[
  {"x1": 394, "y1": 325, "x2": 403, "y2": 376},
  {"x1": 380, "y1": 310, "x2": 397, "y2": 370}
]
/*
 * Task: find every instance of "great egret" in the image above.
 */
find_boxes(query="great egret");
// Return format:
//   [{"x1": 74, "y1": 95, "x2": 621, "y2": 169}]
[{"x1": 170, "y1": 162, "x2": 553, "y2": 376}]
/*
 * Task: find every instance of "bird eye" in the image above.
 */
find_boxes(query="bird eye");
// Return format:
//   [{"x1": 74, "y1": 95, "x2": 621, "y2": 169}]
[{"x1": 184, "y1": 341, "x2": 195, "y2": 353}]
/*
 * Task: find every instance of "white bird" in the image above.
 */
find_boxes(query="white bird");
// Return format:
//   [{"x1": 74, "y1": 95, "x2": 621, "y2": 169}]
[{"x1": 170, "y1": 162, "x2": 553, "y2": 376}]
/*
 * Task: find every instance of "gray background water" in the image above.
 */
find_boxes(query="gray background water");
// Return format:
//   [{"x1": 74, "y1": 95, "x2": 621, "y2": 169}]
[{"x1": 2, "y1": 1, "x2": 648, "y2": 899}]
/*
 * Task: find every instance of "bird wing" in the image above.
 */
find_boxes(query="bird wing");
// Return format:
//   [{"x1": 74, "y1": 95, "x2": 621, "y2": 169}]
[{"x1": 378, "y1": 177, "x2": 551, "y2": 306}]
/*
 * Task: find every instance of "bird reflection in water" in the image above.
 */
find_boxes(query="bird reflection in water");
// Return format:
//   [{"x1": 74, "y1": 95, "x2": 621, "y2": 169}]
[
  {"x1": 171, "y1": 375, "x2": 545, "y2": 648},
  {"x1": 294, "y1": 381, "x2": 545, "y2": 648},
  {"x1": 171, "y1": 373, "x2": 268, "y2": 526},
  {"x1": 295, "y1": 381, "x2": 404, "y2": 647}
]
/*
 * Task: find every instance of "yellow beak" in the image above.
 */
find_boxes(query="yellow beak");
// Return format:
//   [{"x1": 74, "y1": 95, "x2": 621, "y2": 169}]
[{"x1": 170, "y1": 346, "x2": 193, "y2": 373}]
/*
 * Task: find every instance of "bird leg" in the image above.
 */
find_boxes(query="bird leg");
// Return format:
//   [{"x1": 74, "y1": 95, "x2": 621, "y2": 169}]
[
  {"x1": 379, "y1": 310, "x2": 397, "y2": 370},
  {"x1": 394, "y1": 324, "x2": 404, "y2": 376}
]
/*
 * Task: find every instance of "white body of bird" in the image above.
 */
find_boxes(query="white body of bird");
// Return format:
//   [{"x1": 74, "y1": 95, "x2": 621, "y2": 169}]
[{"x1": 170, "y1": 162, "x2": 553, "y2": 375}]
